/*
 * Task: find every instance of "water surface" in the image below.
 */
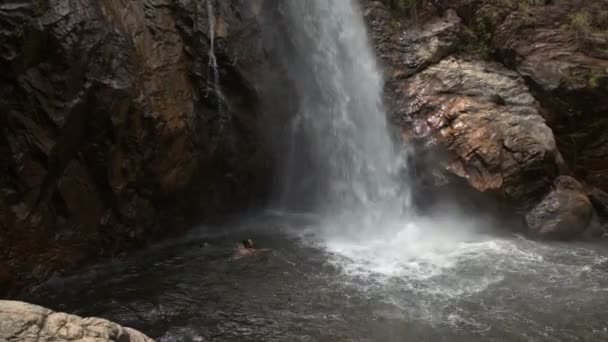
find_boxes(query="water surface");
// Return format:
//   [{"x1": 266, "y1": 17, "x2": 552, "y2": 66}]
[{"x1": 30, "y1": 213, "x2": 608, "y2": 342}]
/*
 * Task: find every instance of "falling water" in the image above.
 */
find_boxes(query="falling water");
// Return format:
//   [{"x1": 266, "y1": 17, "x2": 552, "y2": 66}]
[
  {"x1": 271, "y1": 0, "x2": 479, "y2": 282},
  {"x1": 205, "y1": 0, "x2": 219, "y2": 104},
  {"x1": 205, "y1": 0, "x2": 229, "y2": 152},
  {"x1": 275, "y1": 0, "x2": 408, "y2": 234}
]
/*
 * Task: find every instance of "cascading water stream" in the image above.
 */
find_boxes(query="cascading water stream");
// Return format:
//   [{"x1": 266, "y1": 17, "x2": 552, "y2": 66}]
[
  {"x1": 275, "y1": 0, "x2": 409, "y2": 238},
  {"x1": 204, "y1": 0, "x2": 229, "y2": 152},
  {"x1": 271, "y1": 0, "x2": 486, "y2": 283},
  {"x1": 206, "y1": 0, "x2": 219, "y2": 101}
]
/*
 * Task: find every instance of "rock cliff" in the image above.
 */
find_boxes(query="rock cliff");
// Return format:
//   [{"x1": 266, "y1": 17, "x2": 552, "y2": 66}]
[
  {"x1": 366, "y1": 0, "x2": 608, "y2": 237},
  {"x1": 0, "y1": 0, "x2": 272, "y2": 295},
  {"x1": 1, "y1": 0, "x2": 607, "y2": 296}
]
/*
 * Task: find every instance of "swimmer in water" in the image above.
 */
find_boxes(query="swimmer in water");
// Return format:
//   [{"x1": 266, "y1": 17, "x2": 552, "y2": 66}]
[{"x1": 232, "y1": 239, "x2": 270, "y2": 260}]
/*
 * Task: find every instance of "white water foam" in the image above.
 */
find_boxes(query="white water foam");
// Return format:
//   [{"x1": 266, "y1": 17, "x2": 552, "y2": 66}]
[{"x1": 204, "y1": 0, "x2": 230, "y2": 152}]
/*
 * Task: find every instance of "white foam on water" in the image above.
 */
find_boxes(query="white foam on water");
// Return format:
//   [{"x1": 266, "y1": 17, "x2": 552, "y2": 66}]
[{"x1": 315, "y1": 217, "x2": 506, "y2": 284}]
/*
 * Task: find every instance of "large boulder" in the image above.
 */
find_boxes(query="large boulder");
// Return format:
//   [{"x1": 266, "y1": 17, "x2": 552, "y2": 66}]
[
  {"x1": 450, "y1": 0, "x2": 608, "y2": 192},
  {"x1": 366, "y1": 2, "x2": 562, "y2": 211},
  {"x1": 526, "y1": 176, "x2": 594, "y2": 240},
  {"x1": 392, "y1": 56, "x2": 560, "y2": 210},
  {"x1": 364, "y1": 0, "x2": 608, "y2": 238},
  {"x1": 0, "y1": 300, "x2": 153, "y2": 342}
]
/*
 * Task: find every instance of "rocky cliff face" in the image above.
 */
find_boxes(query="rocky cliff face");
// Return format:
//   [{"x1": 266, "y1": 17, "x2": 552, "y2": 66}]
[
  {"x1": 1, "y1": 0, "x2": 606, "y2": 295},
  {"x1": 0, "y1": 0, "x2": 273, "y2": 295},
  {"x1": 366, "y1": 0, "x2": 608, "y2": 237}
]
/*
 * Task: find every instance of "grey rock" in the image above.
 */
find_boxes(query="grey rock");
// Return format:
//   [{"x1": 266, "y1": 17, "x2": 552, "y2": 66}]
[{"x1": 0, "y1": 300, "x2": 154, "y2": 342}]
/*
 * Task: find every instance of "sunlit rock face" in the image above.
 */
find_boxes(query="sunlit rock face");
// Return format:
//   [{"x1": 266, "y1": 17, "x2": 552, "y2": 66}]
[
  {"x1": 0, "y1": 300, "x2": 154, "y2": 342},
  {"x1": 460, "y1": 0, "x2": 608, "y2": 191},
  {"x1": 0, "y1": 0, "x2": 273, "y2": 294},
  {"x1": 366, "y1": 1, "x2": 559, "y2": 212},
  {"x1": 397, "y1": 57, "x2": 559, "y2": 208},
  {"x1": 364, "y1": 0, "x2": 606, "y2": 238},
  {"x1": 443, "y1": 0, "x2": 608, "y2": 227}
]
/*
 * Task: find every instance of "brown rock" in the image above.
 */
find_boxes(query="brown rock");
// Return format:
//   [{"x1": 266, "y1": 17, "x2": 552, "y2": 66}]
[
  {"x1": 448, "y1": 0, "x2": 608, "y2": 192},
  {"x1": 0, "y1": 0, "x2": 272, "y2": 293},
  {"x1": 393, "y1": 56, "x2": 559, "y2": 208},
  {"x1": 365, "y1": 3, "x2": 463, "y2": 78},
  {"x1": 362, "y1": 0, "x2": 565, "y2": 218},
  {"x1": 526, "y1": 176, "x2": 593, "y2": 240}
]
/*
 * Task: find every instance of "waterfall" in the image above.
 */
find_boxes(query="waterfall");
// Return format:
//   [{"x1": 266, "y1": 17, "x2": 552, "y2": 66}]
[
  {"x1": 273, "y1": 0, "x2": 409, "y2": 235},
  {"x1": 205, "y1": 0, "x2": 229, "y2": 152},
  {"x1": 206, "y1": 0, "x2": 219, "y2": 97}
]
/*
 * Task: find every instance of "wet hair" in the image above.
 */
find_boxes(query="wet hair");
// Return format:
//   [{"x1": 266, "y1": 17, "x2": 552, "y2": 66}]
[{"x1": 241, "y1": 239, "x2": 254, "y2": 248}]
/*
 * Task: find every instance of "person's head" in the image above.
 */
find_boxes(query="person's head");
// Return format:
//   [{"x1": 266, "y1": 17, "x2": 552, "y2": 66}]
[{"x1": 242, "y1": 239, "x2": 254, "y2": 249}]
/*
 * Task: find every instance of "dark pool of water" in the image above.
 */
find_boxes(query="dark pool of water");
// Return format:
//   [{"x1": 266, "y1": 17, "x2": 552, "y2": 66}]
[{"x1": 26, "y1": 214, "x2": 608, "y2": 342}]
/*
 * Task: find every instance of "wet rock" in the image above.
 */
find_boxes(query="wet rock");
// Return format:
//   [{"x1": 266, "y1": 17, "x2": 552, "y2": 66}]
[
  {"x1": 526, "y1": 176, "x2": 593, "y2": 240},
  {"x1": 0, "y1": 300, "x2": 153, "y2": 342},
  {"x1": 449, "y1": 0, "x2": 608, "y2": 192},
  {"x1": 588, "y1": 187, "x2": 608, "y2": 218},
  {"x1": 0, "y1": 0, "x2": 273, "y2": 294},
  {"x1": 365, "y1": 3, "x2": 463, "y2": 78},
  {"x1": 393, "y1": 56, "x2": 559, "y2": 209},
  {"x1": 362, "y1": 0, "x2": 608, "y2": 237},
  {"x1": 364, "y1": 0, "x2": 563, "y2": 218},
  {"x1": 495, "y1": 2, "x2": 608, "y2": 192}
]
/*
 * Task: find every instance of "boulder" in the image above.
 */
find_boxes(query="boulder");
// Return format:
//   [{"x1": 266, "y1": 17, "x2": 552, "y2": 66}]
[
  {"x1": 393, "y1": 56, "x2": 560, "y2": 209},
  {"x1": 450, "y1": 0, "x2": 608, "y2": 192},
  {"x1": 526, "y1": 176, "x2": 594, "y2": 240},
  {"x1": 588, "y1": 187, "x2": 608, "y2": 219},
  {"x1": 364, "y1": 0, "x2": 563, "y2": 215},
  {"x1": 0, "y1": 300, "x2": 153, "y2": 342}
]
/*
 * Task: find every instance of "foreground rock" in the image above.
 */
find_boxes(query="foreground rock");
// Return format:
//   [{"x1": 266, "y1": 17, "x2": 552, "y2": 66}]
[{"x1": 0, "y1": 301, "x2": 153, "y2": 342}]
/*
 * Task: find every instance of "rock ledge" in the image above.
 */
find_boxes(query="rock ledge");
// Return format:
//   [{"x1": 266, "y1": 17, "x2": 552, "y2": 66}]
[{"x1": 0, "y1": 300, "x2": 153, "y2": 342}]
